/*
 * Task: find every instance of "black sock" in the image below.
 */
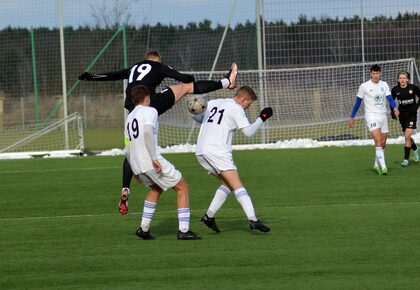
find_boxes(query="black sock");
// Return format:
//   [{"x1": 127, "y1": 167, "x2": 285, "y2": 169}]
[
  {"x1": 410, "y1": 138, "x2": 417, "y2": 151},
  {"x1": 404, "y1": 146, "x2": 411, "y2": 160},
  {"x1": 193, "y1": 80, "x2": 223, "y2": 94},
  {"x1": 122, "y1": 158, "x2": 133, "y2": 189}
]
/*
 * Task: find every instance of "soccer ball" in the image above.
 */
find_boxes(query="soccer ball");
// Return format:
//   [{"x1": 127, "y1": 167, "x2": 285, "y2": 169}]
[{"x1": 187, "y1": 96, "x2": 207, "y2": 115}]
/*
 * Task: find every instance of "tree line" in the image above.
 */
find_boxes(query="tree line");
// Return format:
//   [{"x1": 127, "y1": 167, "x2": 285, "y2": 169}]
[{"x1": 0, "y1": 12, "x2": 419, "y2": 99}]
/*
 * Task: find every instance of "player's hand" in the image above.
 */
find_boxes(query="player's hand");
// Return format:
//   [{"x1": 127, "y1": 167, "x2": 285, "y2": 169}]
[
  {"x1": 347, "y1": 118, "x2": 355, "y2": 128},
  {"x1": 390, "y1": 110, "x2": 397, "y2": 120},
  {"x1": 78, "y1": 72, "x2": 93, "y2": 81},
  {"x1": 259, "y1": 107, "x2": 273, "y2": 122},
  {"x1": 152, "y1": 160, "x2": 162, "y2": 174},
  {"x1": 393, "y1": 108, "x2": 400, "y2": 118}
]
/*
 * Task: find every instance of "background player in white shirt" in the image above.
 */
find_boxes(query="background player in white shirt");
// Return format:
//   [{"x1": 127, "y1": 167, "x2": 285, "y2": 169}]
[
  {"x1": 125, "y1": 85, "x2": 200, "y2": 240},
  {"x1": 193, "y1": 86, "x2": 273, "y2": 233},
  {"x1": 347, "y1": 64, "x2": 399, "y2": 175}
]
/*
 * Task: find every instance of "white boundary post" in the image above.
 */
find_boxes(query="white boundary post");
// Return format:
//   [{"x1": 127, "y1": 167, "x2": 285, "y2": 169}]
[{"x1": 58, "y1": 0, "x2": 69, "y2": 149}]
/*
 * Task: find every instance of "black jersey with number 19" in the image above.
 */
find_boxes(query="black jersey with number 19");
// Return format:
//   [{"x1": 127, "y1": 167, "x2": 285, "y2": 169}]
[{"x1": 90, "y1": 60, "x2": 194, "y2": 111}]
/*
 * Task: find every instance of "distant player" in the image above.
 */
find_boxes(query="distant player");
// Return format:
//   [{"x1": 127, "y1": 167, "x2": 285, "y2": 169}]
[
  {"x1": 193, "y1": 86, "x2": 273, "y2": 233},
  {"x1": 390, "y1": 70, "x2": 420, "y2": 167},
  {"x1": 125, "y1": 85, "x2": 200, "y2": 240},
  {"x1": 347, "y1": 64, "x2": 399, "y2": 175},
  {"x1": 79, "y1": 50, "x2": 238, "y2": 215}
]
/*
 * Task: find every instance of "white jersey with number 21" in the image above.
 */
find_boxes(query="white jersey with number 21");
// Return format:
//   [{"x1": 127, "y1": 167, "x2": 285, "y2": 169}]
[{"x1": 196, "y1": 98, "x2": 250, "y2": 156}]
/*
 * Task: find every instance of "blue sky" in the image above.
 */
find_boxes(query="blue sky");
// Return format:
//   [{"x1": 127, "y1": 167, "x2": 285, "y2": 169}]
[{"x1": 0, "y1": 0, "x2": 418, "y2": 29}]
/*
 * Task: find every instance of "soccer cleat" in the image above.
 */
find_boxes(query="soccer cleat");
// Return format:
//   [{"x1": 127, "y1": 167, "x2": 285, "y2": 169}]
[
  {"x1": 373, "y1": 166, "x2": 382, "y2": 175},
  {"x1": 118, "y1": 188, "x2": 130, "y2": 215},
  {"x1": 177, "y1": 230, "x2": 201, "y2": 240},
  {"x1": 249, "y1": 220, "x2": 271, "y2": 233},
  {"x1": 201, "y1": 213, "x2": 221, "y2": 233},
  {"x1": 414, "y1": 150, "x2": 419, "y2": 162},
  {"x1": 381, "y1": 167, "x2": 388, "y2": 175},
  {"x1": 135, "y1": 228, "x2": 155, "y2": 240},
  {"x1": 226, "y1": 63, "x2": 238, "y2": 89},
  {"x1": 401, "y1": 159, "x2": 409, "y2": 167}
]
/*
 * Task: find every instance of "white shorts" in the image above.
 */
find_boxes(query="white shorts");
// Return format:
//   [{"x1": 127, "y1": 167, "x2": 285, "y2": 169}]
[
  {"x1": 196, "y1": 153, "x2": 237, "y2": 175},
  {"x1": 137, "y1": 156, "x2": 181, "y2": 191},
  {"x1": 365, "y1": 114, "x2": 389, "y2": 133}
]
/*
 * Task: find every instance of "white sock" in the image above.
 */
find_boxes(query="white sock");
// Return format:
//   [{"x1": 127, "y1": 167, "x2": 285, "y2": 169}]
[
  {"x1": 374, "y1": 156, "x2": 379, "y2": 168},
  {"x1": 221, "y1": 78, "x2": 230, "y2": 88},
  {"x1": 376, "y1": 147, "x2": 386, "y2": 168},
  {"x1": 141, "y1": 200, "x2": 157, "y2": 232},
  {"x1": 207, "y1": 185, "x2": 231, "y2": 218},
  {"x1": 177, "y1": 208, "x2": 190, "y2": 233},
  {"x1": 234, "y1": 187, "x2": 257, "y2": 222}
]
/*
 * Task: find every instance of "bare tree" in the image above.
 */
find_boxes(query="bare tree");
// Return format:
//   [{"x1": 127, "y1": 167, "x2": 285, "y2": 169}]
[{"x1": 90, "y1": 0, "x2": 138, "y2": 29}]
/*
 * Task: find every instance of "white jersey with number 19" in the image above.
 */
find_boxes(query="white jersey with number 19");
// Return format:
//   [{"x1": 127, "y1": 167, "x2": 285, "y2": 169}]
[
  {"x1": 196, "y1": 98, "x2": 250, "y2": 156},
  {"x1": 125, "y1": 105, "x2": 159, "y2": 174}
]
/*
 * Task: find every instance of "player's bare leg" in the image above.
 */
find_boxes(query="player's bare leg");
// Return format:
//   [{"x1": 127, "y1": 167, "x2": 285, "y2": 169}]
[
  {"x1": 219, "y1": 170, "x2": 270, "y2": 233},
  {"x1": 135, "y1": 185, "x2": 162, "y2": 240},
  {"x1": 172, "y1": 178, "x2": 201, "y2": 240},
  {"x1": 169, "y1": 63, "x2": 238, "y2": 104}
]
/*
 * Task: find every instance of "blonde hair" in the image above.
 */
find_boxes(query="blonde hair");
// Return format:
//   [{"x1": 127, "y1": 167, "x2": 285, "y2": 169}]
[
  {"x1": 144, "y1": 50, "x2": 161, "y2": 62},
  {"x1": 236, "y1": 86, "x2": 257, "y2": 101}
]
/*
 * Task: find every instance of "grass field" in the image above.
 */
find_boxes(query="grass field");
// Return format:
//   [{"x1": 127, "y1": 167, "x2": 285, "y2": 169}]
[{"x1": 1, "y1": 146, "x2": 420, "y2": 289}]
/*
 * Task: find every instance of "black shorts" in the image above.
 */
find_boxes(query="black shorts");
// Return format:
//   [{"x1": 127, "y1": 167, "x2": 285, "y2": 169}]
[
  {"x1": 124, "y1": 87, "x2": 175, "y2": 115},
  {"x1": 398, "y1": 111, "x2": 417, "y2": 131},
  {"x1": 150, "y1": 87, "x2": 176, "y2": 116}
]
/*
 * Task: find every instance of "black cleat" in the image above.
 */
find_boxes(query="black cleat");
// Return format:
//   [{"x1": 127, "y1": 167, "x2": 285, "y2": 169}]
[
  {"x1": 177, "y1": 230, "x2": 201, "y2": 240},
  {"x1": 135, "y1": 227, "x2": 155, "y2": 240},
  {"x1": 201, "y1": 213, "x2": 221, "y2": 233},
  {"x1": 249, "y1": 220, "x2": 271, "y2": 233}
]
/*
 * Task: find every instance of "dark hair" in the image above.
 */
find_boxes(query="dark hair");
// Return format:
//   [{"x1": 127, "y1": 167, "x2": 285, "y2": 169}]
[
  {"x1": 397, "y1": 70, "x2": 410, "y2": 80},
  {"x1": 370, "y1": 64, "x2": 381, "y2": 72},
  {"x1": 131, "y1": 85, "x2": 150, "y2": 104},
  {"x1": 237, "y1": 85, "x2": 257, "y2": 101}
]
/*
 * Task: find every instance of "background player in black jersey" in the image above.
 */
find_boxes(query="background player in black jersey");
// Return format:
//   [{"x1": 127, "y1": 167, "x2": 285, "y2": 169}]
[
  {"x1": 391, "y1": 70, "x2": 420, "y2": 167},
  {"x1": 79, "y1": 50, "x2": 238, "y2": 214}
]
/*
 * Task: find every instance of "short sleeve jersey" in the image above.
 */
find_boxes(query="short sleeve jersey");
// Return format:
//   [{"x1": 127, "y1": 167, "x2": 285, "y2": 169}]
[
  {"x1": 357, "y1": 80, "x2": 391, "y2": 115},
  {"x1": 124, "y1": 105, "x2": 159, "y2": 174},
  {"x1": 195, "y1": 98, "x2": 250, "y2": 156}
]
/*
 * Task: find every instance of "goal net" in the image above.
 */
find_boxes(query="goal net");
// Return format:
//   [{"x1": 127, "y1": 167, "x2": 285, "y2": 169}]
[
  {"x1": 155, "y1": 58, "x2": 417, "y2": 147},
  {"x1": 0, "y1": 112, "x2": 84, "y2": 157}
]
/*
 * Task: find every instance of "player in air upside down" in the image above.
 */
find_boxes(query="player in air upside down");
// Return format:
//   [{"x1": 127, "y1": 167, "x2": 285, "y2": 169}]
[{"x1": 79, "y1": 50, "x2": 238, "y2": 214}]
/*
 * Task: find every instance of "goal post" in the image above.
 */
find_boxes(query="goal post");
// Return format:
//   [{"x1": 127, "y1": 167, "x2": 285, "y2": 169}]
[
  {"x1": 0, "y1": 112, "x2": 84, "y2": 157},
  {"x1": 154, "y1": 58, "x2": 418, "y2": 147}
]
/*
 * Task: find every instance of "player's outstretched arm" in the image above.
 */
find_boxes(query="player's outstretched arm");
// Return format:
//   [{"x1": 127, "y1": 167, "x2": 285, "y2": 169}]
[
  {"x1": 192, "y1": 114, "x2": 205, "y2": 123},
  {"x1": 242, "y1": 107, "x2": 273, "y2": 137},
  {"x1": 78, "y1": 68, "x2": 130, "y2": 81}
]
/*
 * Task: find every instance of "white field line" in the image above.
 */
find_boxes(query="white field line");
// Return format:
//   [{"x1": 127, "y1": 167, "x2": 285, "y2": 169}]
[
  {"x1": 0, "y1": 166, "x2": 119, "y2": 174},
  {"x1": 1, "y1": 201, "x2": 419, "y2": 222}
]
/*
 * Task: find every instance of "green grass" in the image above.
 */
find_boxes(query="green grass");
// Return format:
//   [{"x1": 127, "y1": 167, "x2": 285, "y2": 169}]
[{"x1": 1, "y1": 146, "x2": 420, "y2": 289}]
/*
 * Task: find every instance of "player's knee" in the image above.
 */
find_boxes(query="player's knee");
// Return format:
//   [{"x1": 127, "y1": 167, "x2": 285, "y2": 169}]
[{"x1": 175, "y1": 178, "x2": 189, "y2": 193}]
